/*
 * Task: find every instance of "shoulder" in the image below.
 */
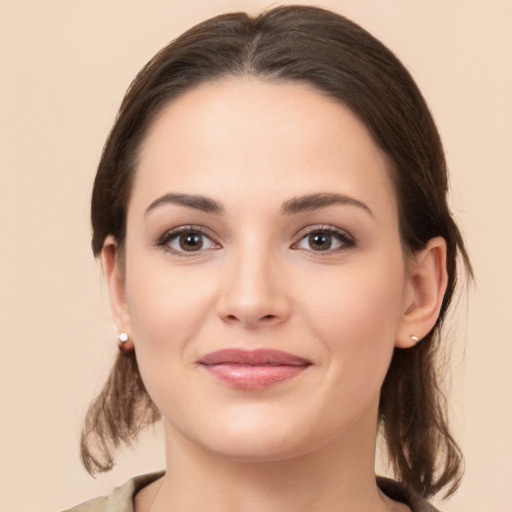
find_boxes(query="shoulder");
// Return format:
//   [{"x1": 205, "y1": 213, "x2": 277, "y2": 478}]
[
  {"x1": 61, "y1": 495, "x2": 107, "y2": 512},
  {"x1": 377, "y1": 477, "x2": 442, "y2": 512},
  {"x1": 60, "y1": 471, "x2": 164, "y2": 512}
]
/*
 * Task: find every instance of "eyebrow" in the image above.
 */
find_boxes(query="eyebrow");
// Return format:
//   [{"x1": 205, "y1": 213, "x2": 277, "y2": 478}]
[
  {"x1": 281, "y1": 193, "x2": 373, "y2": 217},
  {"x1": 145, "y1": 192, "x2": 372, "y2": 217},
  {"x1": 145, "y1": 193, "x2": 224, "y2": 216}
]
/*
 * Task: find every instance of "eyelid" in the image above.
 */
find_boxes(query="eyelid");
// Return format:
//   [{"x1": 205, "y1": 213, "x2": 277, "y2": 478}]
[
  {"x1": 156, "y1": 225, "x2": 221, "y2": 256},
  {"x1": 291, "y1": 224, "x2": 356, "y2": 253}
]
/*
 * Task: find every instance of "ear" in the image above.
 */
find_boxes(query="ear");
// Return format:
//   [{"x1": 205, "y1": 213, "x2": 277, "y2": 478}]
[
  {"x1": 396, "y1": 236, "x2": 448, "y2": 348},
  {"x1": 102, "y1": 236, "x2": 133, "y2": 350}
]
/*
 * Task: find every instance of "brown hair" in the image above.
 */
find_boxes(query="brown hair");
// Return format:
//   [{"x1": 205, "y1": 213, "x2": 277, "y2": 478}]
[{"x1": 82, "y1": 5, "x2": 471, "y2": 498}]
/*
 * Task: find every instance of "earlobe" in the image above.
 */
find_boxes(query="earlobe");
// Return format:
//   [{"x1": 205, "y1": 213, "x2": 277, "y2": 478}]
[
  {"x1": 396, "y1": 237, "x2": 448, "y2": 348},
  {"x1": 102, "y1": 236, "x2": 133, "y2": 349}
]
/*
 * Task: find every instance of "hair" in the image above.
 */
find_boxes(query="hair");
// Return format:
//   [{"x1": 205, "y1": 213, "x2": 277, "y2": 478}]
[{"x1": 82, "y1": 4, "x2": 471, "y2": 498}]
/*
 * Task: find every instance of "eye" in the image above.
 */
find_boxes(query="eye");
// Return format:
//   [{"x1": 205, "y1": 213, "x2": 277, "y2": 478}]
[
  {"x1": 293, "y1": 227, "x2": 355, "y2": 253},
  {"x1": 157, "y1": 226, "x2": 220, "y2": 255}
]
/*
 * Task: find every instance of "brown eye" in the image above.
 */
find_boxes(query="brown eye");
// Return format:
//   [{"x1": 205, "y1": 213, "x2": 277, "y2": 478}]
[
  {"x1": 308, "y1": 232, "x2": 333, "y2": 251},
  {"x1": 293, "y1": 227, "x2": 354, "y2": 253},
  {"x1": 162, "y1": 228, "x2": 219, "y2": 254},
  {"x1": 179, "y1": 233, "x2": 204, "y2": 251}
]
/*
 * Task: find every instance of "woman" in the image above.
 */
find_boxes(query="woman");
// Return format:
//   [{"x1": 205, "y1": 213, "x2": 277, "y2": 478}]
[{"x1": 69, "y1": 5, "x2": 471, "y2": 511}]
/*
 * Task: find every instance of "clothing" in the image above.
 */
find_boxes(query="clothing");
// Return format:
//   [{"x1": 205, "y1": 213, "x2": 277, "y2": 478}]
[{"x1": 62, "y1": 471, "x2": 441, "y2": 512}]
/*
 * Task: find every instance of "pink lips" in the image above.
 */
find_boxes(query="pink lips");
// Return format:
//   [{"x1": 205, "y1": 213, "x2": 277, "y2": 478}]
[{"x1": 198, "y1": 349, "x2": 311, "y2": 390}]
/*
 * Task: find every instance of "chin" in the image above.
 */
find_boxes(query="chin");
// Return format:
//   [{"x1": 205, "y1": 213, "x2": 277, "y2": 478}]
[
  {"x1": 167, "y1": 404, "x2": 333, "y2": 463},
  {"x1": 199, "y1": 431, "x2": 310, "y2": 462}
]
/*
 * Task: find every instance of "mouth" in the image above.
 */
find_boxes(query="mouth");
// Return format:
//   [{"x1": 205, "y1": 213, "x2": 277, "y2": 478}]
[{"x1": 198, "y1": 348, "x2": 312, "y2": 390}]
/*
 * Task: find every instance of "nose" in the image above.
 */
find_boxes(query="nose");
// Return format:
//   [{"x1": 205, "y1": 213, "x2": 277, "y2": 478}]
[{"x1": 216, "y1": 245, "x2": 291, "y2": 329}]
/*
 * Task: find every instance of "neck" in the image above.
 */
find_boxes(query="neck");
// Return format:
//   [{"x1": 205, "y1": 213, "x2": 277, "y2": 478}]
[{"x1": 148, "y1": 406, "x2": 402, "y2": 512}]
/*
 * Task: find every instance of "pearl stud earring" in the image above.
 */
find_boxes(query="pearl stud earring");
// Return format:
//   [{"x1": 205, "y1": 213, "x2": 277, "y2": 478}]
[{"x1": 118, "y1": 332, "x2": 131, "y2": 353}]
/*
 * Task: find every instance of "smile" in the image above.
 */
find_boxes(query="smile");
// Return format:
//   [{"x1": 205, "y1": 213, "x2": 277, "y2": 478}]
[{"x1": 198, "y1": 348, "x2": 312, "y2": 390}]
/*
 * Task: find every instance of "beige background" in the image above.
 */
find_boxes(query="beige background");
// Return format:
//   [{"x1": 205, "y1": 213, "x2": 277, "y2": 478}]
[{"x1": 1, "y1": 1, "x2": 511, "y2": 511}]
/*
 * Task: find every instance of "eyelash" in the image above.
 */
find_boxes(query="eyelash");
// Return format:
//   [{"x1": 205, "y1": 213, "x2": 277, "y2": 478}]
[
  {"x1": 156, "y1": 224, "x2": 355, "y2": 257},
  {"x1": 156, "y1": 225, "x2": 219, "y2": 257},
  {"x1": 292, "y1": 225, "x2": 356, "y2": 254}
]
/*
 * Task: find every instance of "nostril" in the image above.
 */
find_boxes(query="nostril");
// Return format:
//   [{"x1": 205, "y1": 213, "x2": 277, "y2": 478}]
[{"x1": 223, "y1": 313, "x2": 278, "y2": 324}]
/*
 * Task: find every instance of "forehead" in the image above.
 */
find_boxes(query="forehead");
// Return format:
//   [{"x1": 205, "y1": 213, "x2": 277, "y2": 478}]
[{"x1": 132, "y1": 78, "x2": 397, "y2": 220}]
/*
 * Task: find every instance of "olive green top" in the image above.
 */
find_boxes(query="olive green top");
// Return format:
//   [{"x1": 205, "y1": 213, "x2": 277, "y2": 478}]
[{"x1": 62, "y1": 471, "x2": 441, "y2": 512}]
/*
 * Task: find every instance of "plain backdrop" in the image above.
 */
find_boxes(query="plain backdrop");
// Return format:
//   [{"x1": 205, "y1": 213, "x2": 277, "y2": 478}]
[{"x1": 1, "y1": 1, "x2": 511, "y2": 511}]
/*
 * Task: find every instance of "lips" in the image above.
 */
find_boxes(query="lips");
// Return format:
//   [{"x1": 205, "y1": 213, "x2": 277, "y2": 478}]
[{"x1": 198, "y1": 348, "x2": 312, "y2": 390}]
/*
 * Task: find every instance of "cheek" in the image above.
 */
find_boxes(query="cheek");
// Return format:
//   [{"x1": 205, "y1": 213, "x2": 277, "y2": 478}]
[
  {"x1": 123, "y1": 257, "x2": 221, "y2": 419},
  {"x1": 299, "y1": 256, "x2": 406, "y2": 385},
  {"x1": 124, "y1": 256, "x2": 218, "y2": 361},
  {"x1": 303, "y1": 255, "x2": 405, "y2": 333}
]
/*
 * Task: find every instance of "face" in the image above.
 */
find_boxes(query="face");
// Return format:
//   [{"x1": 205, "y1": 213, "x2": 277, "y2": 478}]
[{"x1": 109, "y1": 79, "x2": 419, "y2": 461}]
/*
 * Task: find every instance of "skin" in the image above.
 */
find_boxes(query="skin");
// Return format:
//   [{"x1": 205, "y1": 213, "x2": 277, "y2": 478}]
[{"x1": 103, "y1": 78, "x2": 448, "y2": 512}]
